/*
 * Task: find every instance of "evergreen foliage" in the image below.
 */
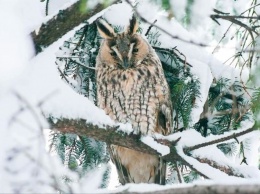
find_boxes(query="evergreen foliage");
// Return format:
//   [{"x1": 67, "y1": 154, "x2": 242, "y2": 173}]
[
  {"x1": 49, "y1": 130, "x2": 110, "y2": 186},
  {"x1": 54, "y1": 18, "x2": 202, "y2": 185},
  {"x1": 53, "y1": 1, "x2": 257, "y2": 184},
  {"x1": 194, "y1": 78, "x2": 252, "y2": 136}
]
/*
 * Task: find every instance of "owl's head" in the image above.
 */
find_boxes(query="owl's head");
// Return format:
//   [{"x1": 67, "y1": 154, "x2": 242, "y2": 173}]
[{"x1": 96, "y1": 15, "x2": 150, "y2": 69}]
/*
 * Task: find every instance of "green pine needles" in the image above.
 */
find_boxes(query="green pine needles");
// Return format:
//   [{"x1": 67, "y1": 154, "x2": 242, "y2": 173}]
[
  {"x1": 53, "y1": 15, "x2": 256, "y2": 185},
  {"x1": 54, "y1": 19, "x2": 202, "y2": 185}
]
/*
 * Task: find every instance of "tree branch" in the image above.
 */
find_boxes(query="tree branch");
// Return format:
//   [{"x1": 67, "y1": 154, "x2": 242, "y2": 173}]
[
  {"x1": 50, "y1": 118, "x2": 209, "y2": 179},
  {"x1": 184, "y1": 127, "x2": 254, "y2": 153},
  {"x1": 50, "y1": 118, "x2": 159, "y2": 156},
  {"x1": 118, "y1": 184, "x2": 260, "y2": 194},
  {"x1": 194, "y1": 157, "x2": 244, "y2": 178},
  {"x1": 49, "y1": 117, "x2": 260, "y2": 180},
  {"x1": 124, "y1": 0, "x2": 209, "y2": 48},
  {"x1": 31, "y1": 0, "x2": 121, "y2": 54}
]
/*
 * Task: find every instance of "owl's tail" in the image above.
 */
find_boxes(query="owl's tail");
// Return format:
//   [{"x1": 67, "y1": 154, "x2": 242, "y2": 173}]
[{"x1": 109, "y1": 145, "x2": 166, "y2": 185}]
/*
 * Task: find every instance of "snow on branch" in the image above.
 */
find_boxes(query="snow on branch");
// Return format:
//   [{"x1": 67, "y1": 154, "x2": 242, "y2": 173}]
[
  {"x1": 115, "y1": 183, "x2": 260, "y2": 194},
  {"x1": 31, "y1": 0, "x2": 121, "y2": 54},
  {"x1": 50, "y1": 118, "x2": 210, "y2": 179},
  {"x1": 49, "y1": 117, "x2": 257, "y2": 180},
  {"x1": 50, "y1": 118, "x2": 159, "y2": 156},
  {"x1": 184, "y1": 127, "x2": 254, "y2": 152},
  {"x1": 194, "y1": 157, "x2": 244, "y2": 178}
]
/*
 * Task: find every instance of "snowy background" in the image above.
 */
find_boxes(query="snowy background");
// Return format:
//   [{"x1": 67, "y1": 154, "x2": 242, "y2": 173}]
[{"x1": 1, "y1": 0, "x2": 260, "y2": 193}]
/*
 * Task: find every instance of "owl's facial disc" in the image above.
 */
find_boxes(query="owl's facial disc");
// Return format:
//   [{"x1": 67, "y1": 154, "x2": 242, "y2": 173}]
[{"x1": 110, "y1": 36, "x2": 138, "y2": 69}]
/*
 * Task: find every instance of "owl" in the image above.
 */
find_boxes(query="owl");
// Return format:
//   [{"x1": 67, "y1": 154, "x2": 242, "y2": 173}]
[{"x1": 95, "y1": 15, "x2": 173, "y2": 185}]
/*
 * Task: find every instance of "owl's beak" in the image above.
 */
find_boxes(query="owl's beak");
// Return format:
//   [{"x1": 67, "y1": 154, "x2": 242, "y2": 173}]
[{"x1": 123, "y1": 57, "x2": 130, "y2": 69}]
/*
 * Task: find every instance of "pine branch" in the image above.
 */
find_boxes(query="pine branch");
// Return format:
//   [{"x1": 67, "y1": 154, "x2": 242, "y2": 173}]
[
  {"x1": 51, "y1": 118, "x2": 256, "y2": 179},
  {"x1": 49, "y1": 118, "x2": 257, "y2": 179},
  {"x1": 50, "y1": 118, "x2": 159, "y2": 156},
  {"x1": 31, "y1": 0, "x2": 121, "y2": 54},
  {"x1": 50, "y1": 118, "x2": 212, "y2": 178}
]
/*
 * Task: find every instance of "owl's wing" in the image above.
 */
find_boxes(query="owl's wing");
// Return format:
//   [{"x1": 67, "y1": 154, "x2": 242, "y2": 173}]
[{"x1": 157, "y1": 102, "x2": 173, "y2": 135}]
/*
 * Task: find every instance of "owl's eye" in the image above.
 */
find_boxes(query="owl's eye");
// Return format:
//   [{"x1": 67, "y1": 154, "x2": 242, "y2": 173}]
[
  {"x1": 110, "y1": 51, "x2": 117, "y2": 57},
  {"x1": 133, "y1": 48, "x2": 138, "y2": 53}
]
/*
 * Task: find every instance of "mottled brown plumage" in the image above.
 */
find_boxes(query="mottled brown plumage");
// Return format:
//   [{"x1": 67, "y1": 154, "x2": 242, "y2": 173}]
[{"x1": 95, "y1": 16, "x2": 172, "y2": 185}]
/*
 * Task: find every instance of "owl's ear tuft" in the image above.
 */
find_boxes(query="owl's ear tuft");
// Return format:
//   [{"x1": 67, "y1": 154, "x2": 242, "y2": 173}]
[
  {"x1": 127, "y1": 15, "x2": 138, "y2": 35},
  {"x1": 96, "y1": 18, "x2": 115, "y2": 39}
]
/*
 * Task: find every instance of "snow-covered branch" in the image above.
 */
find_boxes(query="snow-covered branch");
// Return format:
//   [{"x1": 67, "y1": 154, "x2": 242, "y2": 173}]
[
  {"x1": 194, "y1": 157, "x2": 244, "y2": 177},
  {"x1": 185, "y1": 127, "x2": 254, "y2": 152},
  {"x1": 115, "y1": 183, "x2": 260, "y2": 194},
  {"x1": 50, "y1": 118, "x2": 212, "y2": 179},
  {"x1": 50, "y1": 117, "x2": 257, "y2": 180},
  {"x1": 50, "y1": 118, "x2": 159, "y2": 156},
  {"x1": 31, "y1": 0, "x2": 121, "y2": 53}
]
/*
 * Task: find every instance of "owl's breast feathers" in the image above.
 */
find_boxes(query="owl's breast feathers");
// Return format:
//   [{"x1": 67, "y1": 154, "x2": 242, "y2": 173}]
[
  {"x1": 96, "y1": 54, "x2": 172, "y2": 135},
  {"x1": 96, "y1": 16, "x2": 172, "y2": 185}
]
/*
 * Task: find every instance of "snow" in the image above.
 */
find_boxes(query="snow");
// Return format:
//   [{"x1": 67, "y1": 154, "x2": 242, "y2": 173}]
[
  {"x1": 13, "y1": 23, "x2": 114, "y2": 127},
  {"x1": 170, "y1": 0, "x2": 186, "y2": 20},
  {"x1": 0, "y1": 1, "x2": 119, "y2": 192},
  {"x1": 141, "y1": 136, "x2": 170, "y2": 156},
  {"x1": 190, "y1": 0, "x2": 216, "y2": 28},
  {"x1": 0, "y1": 1, "x2": 34, "y2": 86},
  {"x1": 192, "y1": 144, "x2": 260, "y2": 178},
  {"x1": 164, "y1": 119, "x2": 255, "y2": 148},
  {"x1": 103, "y1": 3, "x2": 133, "y2": 27},
  {"x1": 117, "y1": 122, "x2": 133, "y2": 134},
  {"x1": 177, "y1": 145, "x2": 244, "y2": 181},
  {"x1": 1, "y1": 0, "x2": 260, "y2": 192}
]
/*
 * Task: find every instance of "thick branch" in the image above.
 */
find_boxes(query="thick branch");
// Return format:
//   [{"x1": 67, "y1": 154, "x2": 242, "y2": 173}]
[
  {"x1": 50, "y1": 118, "x2": 209, "y2": 179},
  {"x1": 50, "y1": 118, "x2": 256, "y2": 179},
  {"x1": 50, "y1": 118, "x2": 159, "y2": 156},
  {"x1": 118, "y1": 184, "x2": 260, "y2": 194},
  {"x1": 32, "y1": 0, "x2": 121, "y2": 54}
]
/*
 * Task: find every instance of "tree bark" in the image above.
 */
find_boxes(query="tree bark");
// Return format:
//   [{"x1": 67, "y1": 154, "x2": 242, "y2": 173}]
[
  {"x1": 31, "y1": 0, "x2": 121, "y2": 54},
  {"x1": 194, "y1": 157, "x2": 244, "y2": 177},
  {"x1": 50, "y1": 118, "x2": 255, "y2": 179},
  {"x1": 118, "y1": 184, "x2": 260, "y2": 194},
  {"x1": 51, "y1": 118, "x2": 159, "y2": 156}
]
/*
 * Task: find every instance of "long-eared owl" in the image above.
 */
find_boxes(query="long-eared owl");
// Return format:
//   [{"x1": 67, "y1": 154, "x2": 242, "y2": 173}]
[{"x1": 95, "y1": 15, "x2": 173, "y2": 185}]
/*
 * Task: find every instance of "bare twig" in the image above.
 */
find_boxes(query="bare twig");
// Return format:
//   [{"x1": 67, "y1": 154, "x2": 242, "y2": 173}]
[
  {"x1": 153, "y1": 46, "x2": 192, "y2": 67},
  {"x1": 211, "y1": 14, "x2": 260, "y2": 20},
  {"x1": 185, "y1": 127, "x2": 254, "y2": 152},
  {"x1": 69, "y1": 59, "x2": 96, "y2": 70},
  {"x1": 73, "y1": 24, "x2": 89, "y2": 51},
  {"x1": 175, "y1": 162, "x2": 183, "y2": 183},
  {"x1": 145, "y1": 19, "x2": 157, "y2": 36},
  {"x1": 125, "y1": 0, "x2": 210, "y2": 48}
]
